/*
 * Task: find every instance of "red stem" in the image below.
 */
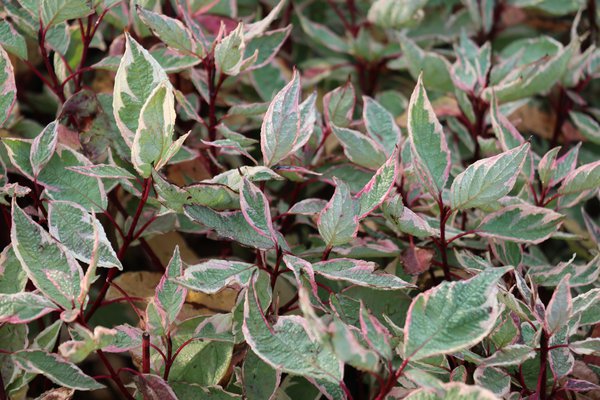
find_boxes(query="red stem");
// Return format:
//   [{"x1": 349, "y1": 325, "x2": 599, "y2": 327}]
[
  {"x1": 142, "y1": 332, "x2": 150, "y2": 374},
  {"x1": 84, "y1": 178, "x2": 153, "y2": 322},
  {"x1": 536, "y1": 329, "x2": 549, "y2": 400}
]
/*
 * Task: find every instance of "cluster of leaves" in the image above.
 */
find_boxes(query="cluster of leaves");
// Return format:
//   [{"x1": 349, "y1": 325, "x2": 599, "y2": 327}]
[{"x1": 0, "y1": 0, "x2": 600, "y2": 399}]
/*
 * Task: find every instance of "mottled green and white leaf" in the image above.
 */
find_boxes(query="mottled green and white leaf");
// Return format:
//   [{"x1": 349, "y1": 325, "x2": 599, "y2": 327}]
[{"x1": 404, "y1": 268, "x2": 510, "y2": 361}]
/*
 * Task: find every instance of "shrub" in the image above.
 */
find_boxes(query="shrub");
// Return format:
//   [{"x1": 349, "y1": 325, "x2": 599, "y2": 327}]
[{"x1": 0, "y1": 0, "x2": 599, "y2": 399}]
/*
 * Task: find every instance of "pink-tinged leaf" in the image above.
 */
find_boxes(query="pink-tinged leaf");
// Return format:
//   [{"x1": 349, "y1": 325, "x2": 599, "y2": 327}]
[
  {"x1": 0, "y1": 292, "x2": 57, "y2": 323},
  {"x1": 489, "y1": 95, "x2": 525, "y2": 151},
  {"x1": 582, "y1": 208, "x2": 600, "y2": 245},
  {"x1": 331, "y1": 124, "x2": 388, "y2": 169},
  {"x1": 450, "y1": 143, "x2": 529, "y2": 210},
  {"x1": 282, "y1": 255, "x2": 320, "y2": 299},
  {"x1": 324, "y1": 81, "x2": 355, "y2": 128},
  {"x1": 11, "y1": 200, "x2": 83, "y2": 310},
  {"x1": 549, "y1": 325, "x2": 573, "y2": 378},
  {"x1": 401, "y1": 245, "x2": 435, "y2": 275},
  {"x1": 14, "y1": 350, "x2": 104, "y2": 391},
  {"x1": 545, "y1": 274, "x2": 572, "y2": 334},
  {"x1": 404, "y1": 267, "x2": 510, "y2": 361},
  {"x1": 202, "y1": 139, "x2": 258, "y2": 164},
  {"x1": 155, "y1": 246, "x2": 187, "y2": 328},
  {"x1": 528, "y1": 254, "x2": 600, "y2": 287},
  {"x1": 355, "y1": 148, "x2": 399, "y2": 218},
  {"x1": 312, "y1": 258, "x2": 412, "y2": 290},
  {"x1": 194, "y1": 313, "x2": 235, "y2": 342},
  {"x1": 534, "y1": 142, "x2": 579, "y2": 196},
  {"x1": 184, "y1": 205, "x2": 276, "y2": 250},
  {"x1": 558, "y1": 161, "x2": 600, "y2": 200},
  {"x1": 0, "y1": 45, "x2": 17, "y2": 127},
  {"x1": 133, "y1": 374, "x2": 177, "y2": 400},
  {"x1": 565, "y1": 379, "x2": 600, "y2": 392},
  {"x1": 240, "y1": 177, "x2": 277, "y2": 245},
  {"x1": 382, "y1": 194, "x2": 437, "y2": 238},
  {"x1": 477, "y1": 204, "x2": 564, "y2": 244},
  {"x1": 359, "y1": 301, "x2": 393, "y2": 360},
  {"x1": 287, "y1": 198, "x2": 328, "y2": 215},
  {"x1": 362, "y1": 96, "x2": 402, "y2": 154},
  {"x1": 102, "y1": 324, "x2": 144, "y2": 353},
  {"x1": 407, "y1": 74, "x2": 451, "y2": 195},
  {"x1": 317, "y1": 178, "x2": 360, "y2": 247},
  {"x1": 260, "y1": 70, "x2": 301, "y2": 166},
  {"x1": 242, "y1": 275, "x2": 343, "y2": 382}
]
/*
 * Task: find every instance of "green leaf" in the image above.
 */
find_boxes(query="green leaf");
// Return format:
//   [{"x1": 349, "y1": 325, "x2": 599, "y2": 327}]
[
  {"x1": 167, "y1": 340, "x2": 233, "y2": 385},
  {"x1": 137, "y1": 7, "x2": 198, "y2": 56},
  {"x1": 0, "y1": 45, "x2": 17, "y2": 126},
  {"x1": 450, "y1": 143, "x2": 529, "y2": 210},
  {"x1": 355, "y1": 148, "x2": 399, "y2": 218},
  {"x1": 477, "y1": 204, "x2": 563, "y2": 244},
  {"x1": 240, "y1": 178, "x2": 277, "y2": 244},
  {"x1": 11, "y1": 201, "x2": 82, "y2": 310},
  {"x1": 242, "y1": 350, "x2": 280, "y2": 400},
  {"x1": 59, "y1": 325, "x2": 116, "y2": 363},
  {"x1": 312, "y1": 258, "x2": 412, "y2": 290},
  {"x1": 404, "y1": 268, "x2": 510, "y2": 361},
  {"x1": 570, "y1": 338, "x2": 600, "y2": 356},
  {"x1": 67, "y1": 164, "x2": 136, "y2": 180},
  {"x1": 0, "y1": 245, "x2": 28, "y2": 294},
  {"x1": 318, "y1": 178, "x2": 360, "y2": 247},
  {"x1": 155, "y1": 246, "x2": 186, "y2": 327},
  {"x1": 243, "y1": 275, "x2": 342, "y2": 382},
  {"x1": 570, "y1": 111, "x2": 600, "y2": 145},
  {"x1": 482, "y1": 344, "x2": 535, "y2": 367},
  {"x1": 152, "y1": 170, "x2": 238, "y2": 212},
  {"x1": 484, "y1": 41, "x2": 576, "y2": 102},
  {"x1": 474, "y1": 366, "x2": 510, "y2": 397},
  {"x1": 408, "y1": 74, "x2": 451, "y2": 195},
  {"x1": 132, "y1": 81, "x2": 176, "y2": 177},
  {"x1": 14, "y1": 350, "x2": 103, "y2": 390},
  {"x1": 363, "y1": 96, "x2": 402, "y2": 154},
  {"x1": 245, "y1": 0, "x2": 287, "y2": 39},
  {"x1": 261, "y1": 70, "x2": 302, "y2": 166},
  {"x1": 184, "y1": 205, "x2": 276, "y2": 250},
  {"x1": 359, "y1": 302, "x2": 393, "y2": 360},
  {"x1": 297, "y1": 12, "x2": 349, "y2": 53},
  {"x1": 400, "y1": 37, "x2": 453, "y2": 93},
  {"x1": 324, "y1": 81, "x2": 355, "y2": 128},
  {"x1": 545, "y1": 275, "x2": 572, "y2": 334},
  {"x1": 40, "y1": 147, "x2": 107, "y2": 212},
  {"x1": 244, "y1": 26, "x2": 291, "y2": 70},
  {"x1": 48, "y1": 201, "x2": 121, "y2": 270},
  {"x1": 176, "y1": 260, "x2": 256, "y2": 294},
  {"x1": 113, "y1": 33, "x2": 168, "y2": 146},
  {"x1": 404, "y1": 382, "x2": 499, "y2": 399},
  {"x1": 327, "y1": 318, "x2": 379, "y2": 371},
  {"x1": 331, "y1": 124, "x2": 387, "y2": 169},
  {"x1": 215, "y1": 23, "x2": 248, "y2": 76},
  {"x1": 0, "y1": 21, "x2": 28, "y2": 60},
  {"x1": 0, "y1": 292, "x2": 56, "y2": 323},
  {"x1": 558, "y1": 161, "x2": 600, "y2": 206},
  {"x1": 367, "y1": 0, "x2": 427, "y2": 29},
  {"x1": 382, "y1": 194, "x2": 437, "y2": 238},
  {"x1": 41, "y1": 0, "x2": 93, "y2": 28},
  {"x1": 489, "y1": 95, "x2": 525, "y2": 151}
]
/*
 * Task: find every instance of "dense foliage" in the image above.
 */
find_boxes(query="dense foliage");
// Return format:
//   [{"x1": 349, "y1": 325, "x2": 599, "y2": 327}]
[{"x1": 0, "y1": 0, "x2": 600, "y2": 399}]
